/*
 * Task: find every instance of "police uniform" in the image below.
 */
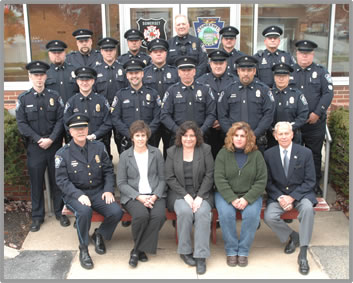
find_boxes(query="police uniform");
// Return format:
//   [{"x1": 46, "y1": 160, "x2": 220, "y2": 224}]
[
  {"x1": 65, "y1": 28, "x2": 102, "y2": 68},
  {"x1": 217, "y1": 55, "x2": 275, "y2": 152},
  {"x1": 197, "y1": 50, "x2": 238, "y2": 158},
  {"x1": 290, "y1": 40, "x2": 333, "y2": 195},
  {"x1": 254, "y1": 26, "x2": 296, "y2": 88},
  {"x1": 111, "y1": 59, "x2": 161, "y2": 153},
  {"x1": 64, "y1": 67, "x2": 112, "y2": 149},
  {"x1": 167, "y1": 33, "x2": 208, "y2": 78},
  {"x1": 16, "y1": 61, "x2": 66, "y2": 230},
  {"x1": 94, "y1": 37, "x2": 128, "y2": 157},
  {"x1": 55, "y1": 113, "x2": 123, "y2": 269},
  {"x1": 117, "y1": 29, "x2": 151, "y2": 67},
  {"x1": 45, "y1": 40, "x2": 78, "y2": 104},
  {"x1": 219, "y1": 26, "x2": 245, "y2": 75},
  {"x1": 161, "y1": 56, "x2": 216, "y2": 145},
  {"x1": 268, "y1": 63, "x2": 309, "y2": 147},
  {"x1": 143, "y1": 38, "x2": 179, "y2": 156}
]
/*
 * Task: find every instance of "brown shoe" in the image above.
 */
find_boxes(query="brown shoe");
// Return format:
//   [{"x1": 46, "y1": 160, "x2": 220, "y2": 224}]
[
  {"x1": 226, "y1": 255, "x2": 238, "y2": 267},
  {"x1": 238, "y1": 256, "x2": 248, "y2": 267}
]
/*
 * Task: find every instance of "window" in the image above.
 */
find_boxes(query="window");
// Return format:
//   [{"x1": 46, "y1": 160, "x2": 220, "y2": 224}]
[
  {"x1": 4, "y1": 4, "x2": 27, "y2": 82},
  {"x1": 27, "y1": 4, "x2": 102, "y2": 61},
  {"x1": 257, "y1": 4, "x2": 331, "y2": 67},
  {"x1": 332, "y1": 4, "x2": 349, "y2": 77},
  {"x1": 105, "y1": 4, "x2": 121, "y2": 56},
  {"x1": 240, "y1": 4, "x2": 254, "y2": 55}
]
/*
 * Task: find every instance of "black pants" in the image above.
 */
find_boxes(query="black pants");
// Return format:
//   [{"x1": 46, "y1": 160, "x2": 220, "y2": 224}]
[
  {"x1": 26, "y1": 141, "x2": 63, "y2": 220},
  {"x1": 153, "y1": 125, "x2": 171, "y2": 159},
  {"x1": 64, "y1": 188, "x2": 123, "y2": 246},
  {"x1": 123, "y1": 198, "x2": 166, "y2": 254},
  {"x1": 101, "y1": 131, "x2": 113, "y2": 159},
  {"x1": 207, "y1": 127, "x2": 225, "y2": 159},
  {"x1": 301, "y1": 119, "x2": 326, "y2": 186}
]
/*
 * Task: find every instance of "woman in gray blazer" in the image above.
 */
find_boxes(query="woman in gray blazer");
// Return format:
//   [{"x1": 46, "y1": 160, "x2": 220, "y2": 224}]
[
  {"x1": 117, "y1": 120, "x2": 166, "y2": 268},
  {"x1": 165, "y1": 121, "x2": 214, "y2": 275}
]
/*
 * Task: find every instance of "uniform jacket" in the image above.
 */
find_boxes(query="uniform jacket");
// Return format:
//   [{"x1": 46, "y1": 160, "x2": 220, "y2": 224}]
[
  {"x1": 46, "y1": 62, "x2": 78, "y2": 104},
  {"x1": 16, "y1": 88, "x2": 64, "y2": 144},
  {"x1": 55, "y1": 140, "x2": 114, "y2": 200},
  {"x1": 221, "y1": 47, "x2": 246, "y2": 75},
  {"x1": 264, "y1": 143, "x2": 317, "y2": 206},
  {"x1": 117, "y1": 50, "x2": 151, "y2": 67},
  {"x1": 161, "y1": 81, "x2": 216, "y2": 134},
  {"x1": 111, "y1": 85, "x2": 161, "y2": 138},
  {"x1": 165, "y1": 143, "x2": 215, "y2": 209},
  {"x1": 217, "y1": 78, "x2": 275, "y2": 137},
  {"x1": 117, "y1": 145, "x2": 166, "y2": 204},
  {"x1": 65, "y1": 49, "x2": 102, "y2": 69}
]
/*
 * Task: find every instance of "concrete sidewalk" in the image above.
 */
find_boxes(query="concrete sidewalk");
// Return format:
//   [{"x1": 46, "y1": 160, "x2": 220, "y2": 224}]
[{"x1": 4, "y1": 205, "x2": 349, "y2": 279}]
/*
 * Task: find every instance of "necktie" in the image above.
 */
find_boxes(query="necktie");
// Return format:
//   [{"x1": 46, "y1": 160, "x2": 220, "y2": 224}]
[{"x1": 283, "y1": 149, "x2": 289, "y2": 177}]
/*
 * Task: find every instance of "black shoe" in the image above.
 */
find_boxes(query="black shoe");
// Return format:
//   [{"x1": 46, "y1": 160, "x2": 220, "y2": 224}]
[
  {"x1": 284, "y1": 219, "x2": 293, "y2": 223},
  {"x1": 73, "y1": 220, "x2": 77, "y2": 229},
  {"x1": 257, "y1": 221, "x2": 261, "y2": 230},
  {"x1": 180, "y1": 254, "x2": 196, "y2": 266},
  {"x1": 172, "y1": 220, "x2": 176, "y2": 228},
  {"x1": 56, "y1": 215, "x2": 71, "y2": 227},
  {"x1": 30, "y1": 219, "x2": 43, "y2": 232},
  {"x1": 298, "y1": 256, "x2": 310, "y2": 275},
  {"x1": 284, "y1": 238, "x2": 299, "y2": 254},
  {"x1": 91, "y1": 229, "x2": 106, "y2": 255},
  {"x1": 196, "y1": 258, "x2": 206, "y2": 275},
  {"x1": 315, "y1": 186, "x2": 323, "y2": 197},
  {"x1": 79, "y1": 245, "x2": 94, "y2": 269},
  {"x1": 129, "y1": 250, "x2": 139, "y2": 267},
  {"x1": 139, "y1": 251, "x2": 148, "y2": 262},
  {"x1": 122, "y1": 221, "x2": 131, "y2": 227}
]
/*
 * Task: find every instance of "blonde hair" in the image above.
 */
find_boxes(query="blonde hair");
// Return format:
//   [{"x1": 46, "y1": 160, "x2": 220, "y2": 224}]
[{"x1": 224, "y1": 122, "x2": 257, "y2": 154}]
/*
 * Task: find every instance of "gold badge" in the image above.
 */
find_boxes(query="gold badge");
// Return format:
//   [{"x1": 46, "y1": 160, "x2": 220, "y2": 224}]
[
  {"x1": 192, "y1": 42, "x2": 196, "y2": 49},
  {"x1": 167, "y1": 72, "x2": 171, "y2": 79},
  {"x1": 312, "y1": 71, "x2": 317, "y2": 79},
  {"x1": 96, "y1": 104, "x2": 100, "y2": 112},
  {"x1": 49, "y1": 98, "x2": 54, "y2": 106},
  {"x1": 289, "y1": 96, "x2": 294, "y2": 104},
  {"x1": 256, "y1": 90, "x2": 261, "y2": 97},
  {"x1": 95, "y1": 155, "x2": 101, "y2": 163}
]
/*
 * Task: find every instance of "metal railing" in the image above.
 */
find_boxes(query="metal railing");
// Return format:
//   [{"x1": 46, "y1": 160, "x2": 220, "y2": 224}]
[{"x1": 323, "y1": 124, "x2": 332, "y2": 200}]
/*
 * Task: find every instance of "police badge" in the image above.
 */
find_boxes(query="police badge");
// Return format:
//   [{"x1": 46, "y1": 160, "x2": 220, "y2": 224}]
[
  {"x1": 262, "y1": 58, "x2": 267, "y2": 65},
  {"x1": 167, "y1": 72, "x2": 171, "y2": 79},
  {"x1": 49, "y1": 98, "x2": 55, "y2": 106},
  {"x1": 312, "y1": 71, "x2": 317, "y2": 79},
  {"x1": 95, "y1": 155, "x2": 101, "y2": 163},
  {"x1": 118, "y1": 69, "x2": 123, "y2": 76},
  {"x1": 281, "y1": 56, "x2": 285, "y2": 63},
  {"x1": 256, "y1": 89, "x2": 261, "y2": 97},
  {"x1": 96, "y1": 104, "x2": 100, "y2": 112},
  {"x1": 289, "y1": 96, "x2": 294, "y2": 104},
  {"x1": 197, "y1": 90, "x2": 202, "y2": 97},
  {"x1": 192, "y1": 42, "x2": 196, "y2": 50},
  {"x1": 146, "y1": 94, "x2": 151, "y2": 101}
]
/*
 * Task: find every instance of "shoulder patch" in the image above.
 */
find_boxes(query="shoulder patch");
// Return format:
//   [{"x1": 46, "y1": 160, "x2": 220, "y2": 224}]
[
  {"x1": 218, "y1": 91, "x2": 224, "y2": 103},
  {"x1": 267, "y1": 90, "x2": 274, "y2": 102},
  {"x1": 55, "y1": 155, "x2": 63, "y2": 168},
  {"x1": 58, "y1": 96, "x2": 64, "y2": 107},
  {"x1": 208, "y1": 88, "x2": 215, "y2": 100},
  {"x1": 162, "y1": 91, "x2": 169, "y2": 103},
  {"x1": 64, "y1": 102, "x2": 70, "y2": 113},
  {"x1": 325, "y1": 73, "x2": 332, "y2": 84},
  {"x1": 15, "y1": 100, "x2": 21, "y2": 111},
  {"x1": 300, "y1": 94, "x2": 308, "y2": 105}
]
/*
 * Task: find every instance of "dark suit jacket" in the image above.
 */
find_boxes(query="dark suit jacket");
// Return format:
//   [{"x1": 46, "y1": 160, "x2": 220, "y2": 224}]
[
  {"x1": 165, "y1": 143, "x2": 214, "y2": 211},
  {"x1": 264, "y1": 143, "x2": 317, "y2": 206}
]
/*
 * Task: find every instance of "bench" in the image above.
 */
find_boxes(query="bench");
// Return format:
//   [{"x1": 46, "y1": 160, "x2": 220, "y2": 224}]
[{"x1": 62, "y1": 197, "x2": 330, "y2": 245}]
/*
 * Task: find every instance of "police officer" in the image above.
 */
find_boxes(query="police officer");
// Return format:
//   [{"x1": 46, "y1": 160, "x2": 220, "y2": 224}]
[
  {"x1": 290, "y1": 40, "x2": 333, "y2": 196},
  {"x1": 45, "y1": 40, "x2": 78, "y2": 104},
  {"x1": 66, "y1": 28, "x2": 102, "y2": 68},
  {"x1": 16, "y1": 60, "x2": 69, "y2": 232},
  {"x1": 219, "y1": 26, "x2": 245, "y2": 75},
  {"x1": 94, "y1": 37, "x2": 128, "y2": 157},
  {"x1": 143, "y1": 38, "x2": 179, "y2": 157},
  {"x1": 254, "y1": 25, "x2": 296, "y2": 88},
  {"x1": 64, "y1": 67, "x2": 112, "y2": 154},
  {"x1": 167, "y1": 14, "x2": 208, "y2": 78},
  {"x1": 197, "y1": 50, "x2": 238, "y2": 158},
  {"x1": 218, "y1": 55, "x2": 275, "y2": 153},
  {"x1": 111, "y1": 59, "x2": 161, "y2": 153},
  {"x1": 161, "y1": 56, "x2": 216, "y2": 145},
  {"x1": 268, "y1": 63, "x2": 309, "y2": 148},
  {"x1": 117, "y1": 29, "x2": 151, "y2": 67},
  {"x1": 55, "y1": 113, "x2": 123, "y2": 269}
]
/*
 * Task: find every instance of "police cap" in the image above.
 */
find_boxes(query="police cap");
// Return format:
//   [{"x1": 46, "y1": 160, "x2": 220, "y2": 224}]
[
  {"x1": 208, "y1": 49, "x2": 229, "y2": 62},
  {"x1": 148, "y1": 38, "x2": 169, "y2": 52},
  {"x1": 295, "y1": 40, "x2": 318, "y2": 52},
  {"x1": 123, "y1": 59, "x2": 145, "y2": 72},
  {"x1": 25, "y1": 61, "x2": 50, "y2": 74},
  {"x1": 175, "y1": 56, "x2": 197, "y2": 69},
  {"x1": 97, "y1": 37, "x2": 119, "y2": 49},
  {"x1": 46, "y1": 40, "x2": 67, "y2": 52},
  {"x1": 262, "y1": 25, "x2": 283, "y2": 37},
  {"x1": 72, "y1": 29, "x2": 93, "y2": 40},
  {"x1": 220, "y1": 26, "x2": 239, "y2": 38},
  {"x1": 124, "y1": 29, "x2": 144, "y2": 40},
  {"x1": 272, "y1": 63, "x2": 294, "y2": 75},
  {"x1": 74, "y1": 66, "x2": 97, "y2": 80},
  {"x1": 66, "y1": 113, "x2": 89, "y2": 128},
  {"x1": 235, "y1": 55, "x2": 258, "y2": 68}
]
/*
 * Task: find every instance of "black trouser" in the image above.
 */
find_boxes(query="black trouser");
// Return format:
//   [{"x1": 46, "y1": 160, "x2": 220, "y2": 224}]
[
  {"x1": 153, "y1": 125, "x2": 172, "y2": 159},
  {"x1": 123, "y1": 198, "x2": 166, "y2": 254},
  {"x1": 301, "y1": 119, "x2": 326, "y2": 187},
  {"x1": 64, "y1": 188, "x2": 123, "y2": 246},
  {"x1": 26, "y1": 141, "x2": 63, "y2": 220},
  {"x1": 101, "y1": 131, "x2": 113, "y2": 159},
  {"x1": 207, "y1": 127, "x2": 225, "y2": 159}
]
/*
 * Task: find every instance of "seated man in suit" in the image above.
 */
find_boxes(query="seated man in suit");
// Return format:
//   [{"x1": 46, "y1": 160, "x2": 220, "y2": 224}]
[{"x1": 263, "y1": 121, "x2": 317, "y2": 275}]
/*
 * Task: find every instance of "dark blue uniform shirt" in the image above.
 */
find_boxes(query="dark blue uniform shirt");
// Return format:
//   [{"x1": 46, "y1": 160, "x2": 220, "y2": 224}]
[
  {"x1": 65, "y1": 49, "x2": 103, "y2": 68},
  {"x1": 117, "y1": 51, "x2": 151, "y2": 67}
]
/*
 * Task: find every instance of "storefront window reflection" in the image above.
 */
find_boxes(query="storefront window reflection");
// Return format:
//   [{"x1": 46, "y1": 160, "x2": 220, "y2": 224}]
[
  {"x1": 106, "y1": 5, "x2": 121, "y2": 56},
  {"x1": 240, "y1": 4, "x2": 253, "y2": 55}
]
